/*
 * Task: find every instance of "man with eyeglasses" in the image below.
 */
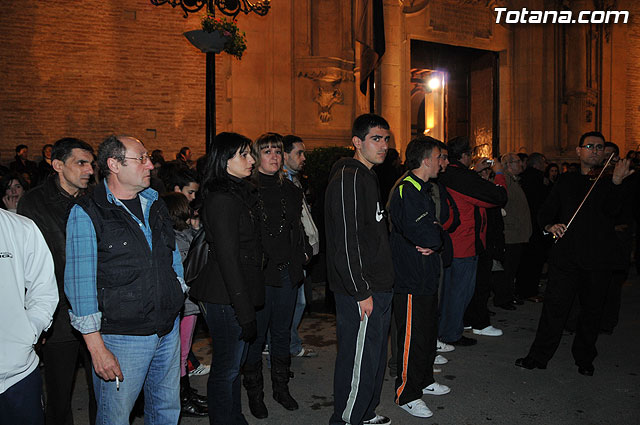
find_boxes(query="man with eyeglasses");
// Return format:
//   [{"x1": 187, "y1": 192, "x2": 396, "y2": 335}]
[
  {"x1": 516, "y1": 131, "x2": 634, "y2": 376},
  {"x1": 64, "y1": 135, "x2": 186, "y2": 423}
]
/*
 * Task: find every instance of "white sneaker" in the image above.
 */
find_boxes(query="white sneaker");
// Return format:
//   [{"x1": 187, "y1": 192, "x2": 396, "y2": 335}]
[
  {"x1": 188, "y1": 364, "x2": 210, "y2": 377},
  {"x1": 472, "y1": 325, "x2": 503, "y2": 337},
  {"x1": 433, "y1": 366, "x2": 442, "y2": 373},
  {"x1": 464, "y1": 325, "x2": 472, "y2": 330},
  {"x1": 434, "y1": 354, "x2": 448, "y2": 365},
  {"x1": 363, "y1": 414, "x2": 391, "y2": 424},
  {"x1": 436, "y1": 340, "x2": 455, "y2": 353},
  {"x1": 422, "y1": 382, "x2": 451, "y2": 396},
  {"x1": 399, "y1": 399, "x2": 433, "y2": 418}
]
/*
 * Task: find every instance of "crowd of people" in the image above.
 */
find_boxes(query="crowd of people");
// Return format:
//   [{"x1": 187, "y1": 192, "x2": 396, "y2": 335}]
[{"x1": 0, "y1": 116, "x2": 638, "y2": 425}]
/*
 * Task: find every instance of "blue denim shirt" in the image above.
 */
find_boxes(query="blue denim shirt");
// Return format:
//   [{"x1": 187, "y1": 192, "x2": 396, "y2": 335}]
[{"x1": 64, "y1": 180, "x2": 185, "y2": 334}]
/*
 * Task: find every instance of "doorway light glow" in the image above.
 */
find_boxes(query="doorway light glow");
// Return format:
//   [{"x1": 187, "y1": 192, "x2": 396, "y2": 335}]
[{"x1": 428, "y1": 77, "x2": 441, "y2": 90}]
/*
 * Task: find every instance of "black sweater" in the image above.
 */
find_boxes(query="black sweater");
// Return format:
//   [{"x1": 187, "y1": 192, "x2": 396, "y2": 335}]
[{"x1": 539, "y1": 172, "x2": 627, "y2": 271}]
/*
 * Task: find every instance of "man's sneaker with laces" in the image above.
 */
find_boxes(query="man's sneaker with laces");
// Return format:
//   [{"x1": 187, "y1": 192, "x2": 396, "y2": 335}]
[
  {"x1": 399, "y1": 399, "x2": 433, "y2": 418},
  {"x1": 434, "y1": 354, "x2": 448, "y2": 365},
  {"x1": 188, "y1": 364, "x2": 210, "y2": 377},
  {"x1": 363, "y1": 414, "x2": 392, "y2": 424},
  {"x1": 436, "y1": 340, "x2": 455, "y2": 353},
  {"x1": 422, "y1": 382, "x2": 451, "y2": 396}
]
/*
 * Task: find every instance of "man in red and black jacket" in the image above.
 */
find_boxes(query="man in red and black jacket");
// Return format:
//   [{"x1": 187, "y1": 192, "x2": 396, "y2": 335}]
[{"x1": 437, "y1": 137, "x2": 507, "y2": 346}]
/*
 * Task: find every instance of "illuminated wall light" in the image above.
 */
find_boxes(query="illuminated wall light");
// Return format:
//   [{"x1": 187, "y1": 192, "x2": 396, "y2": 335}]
[{"x1": 428, "y1": 77, "x2": 440, "y2": 90}]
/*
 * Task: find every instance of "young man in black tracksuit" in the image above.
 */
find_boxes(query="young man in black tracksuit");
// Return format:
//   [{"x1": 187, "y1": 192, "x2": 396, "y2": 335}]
[
  {"x1": 388, "y1": 137, "x2": 451, "y2": 419},
  {"x1": 325, "y1": 114, "x2": 394, "y2": 425}
]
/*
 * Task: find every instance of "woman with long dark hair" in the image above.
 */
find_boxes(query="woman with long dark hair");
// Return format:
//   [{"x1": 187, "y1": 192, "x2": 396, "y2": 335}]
[
  {"x1": 242, "y1": 133, "x2": 312, "y2": 419},
  {"x1": 188, "y1": 132, "x2": 263, "y2": 425}
]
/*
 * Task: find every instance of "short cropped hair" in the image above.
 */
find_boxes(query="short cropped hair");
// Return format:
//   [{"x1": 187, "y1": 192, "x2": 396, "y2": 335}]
[
  {"x1": 404, "y1": 136, "x2": 440, "y2": 170},
  {"x1": 97, "y1": 135, "x2": 127, "y2": 178},
  {"x1": 446, "y1": 136, "x2": 471, "y2": 161},
  {"x1": 15, "y1": 144, "x2": 28, "y2": 153},
  {"x1": 604, "y1": 141, "x2": 619, "y2": 156},
  {"x1": 164, "y1": 167, "x2": 198, "y2": 192},
  {"x1": 527, "y1": 152, "x2": 546, "y2": 169},
  {"x1": 283, "y1": 135, "x2": 303, "y2": 154},
  {"x1": 51, "y1": 138, "x2": 94, "y2": 163},
  {"x1": 578, "y1": 131, "x2": 605, "y2": 147},
  {"x1": 351, "y1": 114, "x2": 390, "y2": 141}
]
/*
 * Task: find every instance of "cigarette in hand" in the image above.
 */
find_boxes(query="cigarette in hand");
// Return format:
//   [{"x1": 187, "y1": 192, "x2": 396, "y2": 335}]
[{"x1": 116, "y1": 376, "x2": 120, "y2": 391}]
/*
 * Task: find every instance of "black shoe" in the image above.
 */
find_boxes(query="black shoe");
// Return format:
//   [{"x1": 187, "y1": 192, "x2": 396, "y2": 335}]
[
  {"x1": 448, "y1": 335, "x2": 477, "y2": 346},
  {"x1": 515, "y1": 356, "x2": 546, "y2": 370},
  {"x1": 577, "y1": 364, "x2": 594, "y2": 376},
  {"x1": 496, "y1": 303, "x2": 516, "y2": 310},
  {"x1": 273, "y1": 389, "x2": 299, "y2": 411},
  {"x1": 247, "y1": 392, "x2": 268, "y2": 419},
  {"x1": 185, "y1": 387, "x2": 207, "y2": 408},
  {"x1": 181, "y1": 398, "x2": 208, "y2": 417}
]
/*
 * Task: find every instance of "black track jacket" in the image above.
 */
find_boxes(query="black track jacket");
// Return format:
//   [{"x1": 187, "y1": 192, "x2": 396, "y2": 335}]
[{"x1": 324, "y1": 158, "x2": 394, "y2": 301}]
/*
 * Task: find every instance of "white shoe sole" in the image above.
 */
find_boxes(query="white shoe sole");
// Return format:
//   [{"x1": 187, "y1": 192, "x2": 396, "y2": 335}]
[
  {"x1": 399, "y1": 401, "x2": 433, "y2": 418},
  {"x1": 472, "y1": 329, "x2": 503, "y2": 337}
]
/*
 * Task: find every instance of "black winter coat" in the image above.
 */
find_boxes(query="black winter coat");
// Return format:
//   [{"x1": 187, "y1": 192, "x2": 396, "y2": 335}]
[
  {"x1": 189, "y1": 177, "x2": 265, "y2": 326},
  {"x1": 255, "y1": 172, "x2": 312, "y2": 287}
]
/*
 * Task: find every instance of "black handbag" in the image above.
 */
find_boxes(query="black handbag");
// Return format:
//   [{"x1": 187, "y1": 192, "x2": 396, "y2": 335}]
[{"x1": 183, "y1": 227, "x2": 210, "y2": 286}]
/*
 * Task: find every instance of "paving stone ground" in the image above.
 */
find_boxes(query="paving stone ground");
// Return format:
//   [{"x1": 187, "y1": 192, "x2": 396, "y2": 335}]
[{"x1": 68, "y1": 271, "x2": 640, "y2": 425}]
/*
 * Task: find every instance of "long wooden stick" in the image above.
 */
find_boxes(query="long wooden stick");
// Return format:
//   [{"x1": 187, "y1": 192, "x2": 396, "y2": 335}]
[{"x1": 554, "y1": 152, "x2": 615, "y2": 243}]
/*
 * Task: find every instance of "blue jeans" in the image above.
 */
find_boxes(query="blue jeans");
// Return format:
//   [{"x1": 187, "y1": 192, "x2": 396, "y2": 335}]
[
  {"x1": 93, "y1": 317, "x2": 180, "y2": 425},
  {"x1": 439, "y1": 256, "x2": 478, "y2": 343},
  {"x1": 290, "y1": 283, "x2": 306, "y2": 355},
  {"x1": 201, "y1": 302, "x2": 249, "y2": 425}
]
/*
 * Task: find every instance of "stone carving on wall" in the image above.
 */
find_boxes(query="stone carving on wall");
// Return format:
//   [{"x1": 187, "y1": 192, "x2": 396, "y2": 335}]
[
  {"x1": 314, "y1": 85, "x2": 344, "y2": 123},
  {"x1": 297, "y1": 58, "x2": 354, "y2": 124}
]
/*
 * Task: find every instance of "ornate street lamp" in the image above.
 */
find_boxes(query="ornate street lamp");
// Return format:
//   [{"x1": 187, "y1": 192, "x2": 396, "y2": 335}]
[{"x1": 150, "y1": 0, "x2": 270, "y2": 152}]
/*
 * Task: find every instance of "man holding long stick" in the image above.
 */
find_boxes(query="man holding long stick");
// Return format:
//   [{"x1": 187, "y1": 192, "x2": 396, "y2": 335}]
[{"x1": 516, "y1": 131, "x2": 634, "y2": 376}]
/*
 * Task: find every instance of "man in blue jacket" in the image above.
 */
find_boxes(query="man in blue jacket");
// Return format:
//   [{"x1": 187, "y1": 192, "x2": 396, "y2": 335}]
[{"x1": 389, "y1": 137, "x2": 452, "y2": 419}]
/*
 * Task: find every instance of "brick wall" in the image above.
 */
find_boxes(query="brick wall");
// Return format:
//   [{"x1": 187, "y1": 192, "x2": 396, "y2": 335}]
[{"x1": 0, "y1": 0, "x2": 211, "y2": 166}]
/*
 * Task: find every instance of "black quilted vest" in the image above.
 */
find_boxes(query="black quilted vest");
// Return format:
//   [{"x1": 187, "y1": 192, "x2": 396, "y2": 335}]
[{"x1": 75, "y1": 182, "x2": 183, "y2": 336}]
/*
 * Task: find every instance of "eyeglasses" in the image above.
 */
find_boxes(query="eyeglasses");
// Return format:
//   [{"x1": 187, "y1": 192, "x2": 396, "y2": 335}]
[
  {"x1": 124, "y1": 153, "x2": 151, "y2": 164},
  {"x1": 581, "y1": 144, "x2": 605, "y2": 152}
]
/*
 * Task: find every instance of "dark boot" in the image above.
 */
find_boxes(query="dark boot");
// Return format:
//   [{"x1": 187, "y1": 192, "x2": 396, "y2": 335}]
[
  {"x1": 271, "y1": 356, "x2": 299, "y2": 411},
  {"x1": 180, "y1": 375, "x2": 208, "y2": 417},
  {"x1": 242, "y1": 360, "x2": 268, "y2": 419},
  {"x1": 180, "y1": 375, "x2": 207, "y2": 408}
]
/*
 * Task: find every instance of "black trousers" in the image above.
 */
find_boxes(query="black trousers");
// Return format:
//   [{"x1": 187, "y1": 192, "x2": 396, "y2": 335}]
[
  {"x1": 498, "y1": 243, "x2": 525, "y2": 305},
  {"x1": 527, "y1": 262, "x2": 611, "y2": 367},
  {"x1": 394, "y1": 293, "x2": 438, "y2": 406},
  {"x1": 601, "y1": 228, "x2": 633, "y2": 332},
  {"x1": 0, "y1": 367, "x2": 44, "y2": 425},
  {"x1": 464, "y1": 251, "x2": 493, "y2": 329},
  {"x1": 516, "y1": 237, "x2": 550, "y2": 299},
  {"x1": 330, "y1": 292, "x2": 392, "y2": 425},
  {"x1": 42, "y1": 339, "x2": 97, "y2": 425}
]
